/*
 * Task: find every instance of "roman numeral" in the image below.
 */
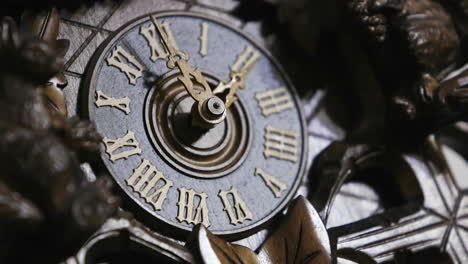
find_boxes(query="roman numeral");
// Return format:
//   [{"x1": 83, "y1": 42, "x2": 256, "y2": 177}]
[
  {"x1": 219, "y1": 187, "x2": 253, "y2": 225},
  {"x1": 126, "y1": 159, "x2": 173, "y2": 211},
  {"x1": 177, "y1": 188, "x2": 210, "y2": 227},
  {"x1": 95, "y1": 91, "x2": 131, "y2": 114},
  {"x1": 140, "y1": 22, "x2": 178, "y2": 62},
  {"x1": 103, "y1": 131, "x2": 142, "y2": 162},
  {"x1": 231, "y1": 45, "x2": 260, "y2": 73},
  {"x1": 255, "y1": 168, "x2": 287, "y2": 198},
  {"x1": 106, "y1": 46, "x2": 145, "y2": 85},
  {"x1": 255, "y1": 87, "x2": 294, "y2": 116},
  {"x1": 264, "y1": 126, "x2": 299, "y2": 163},
  {"x1": 199, "y1": 22, "x2": 209, "y2": 57}
]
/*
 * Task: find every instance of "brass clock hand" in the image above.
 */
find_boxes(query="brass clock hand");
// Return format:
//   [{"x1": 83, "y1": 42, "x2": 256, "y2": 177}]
[
  {"x1": 213, "y1": 53, "x2": 256, "y2": 108},
  {"x1": 213, "y1": 72, "x2": 245, "y2": 108},
  {"x1": 151, "y1": 16, "x2": 225, "y2": 129},
  {"x1": 150, "y1": 15, "x2": 213, "y2": 104}
]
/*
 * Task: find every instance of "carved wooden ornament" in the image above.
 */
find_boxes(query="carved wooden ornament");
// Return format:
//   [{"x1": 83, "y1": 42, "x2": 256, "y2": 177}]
[{"x1": 189, "y1": 196, "x2": 332, "y2": 264}]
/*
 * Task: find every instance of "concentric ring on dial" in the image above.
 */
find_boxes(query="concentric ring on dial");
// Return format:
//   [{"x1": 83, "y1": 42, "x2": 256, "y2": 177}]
[{"x1": 144, "y1": 70, "x2": 252, "y2": 179}]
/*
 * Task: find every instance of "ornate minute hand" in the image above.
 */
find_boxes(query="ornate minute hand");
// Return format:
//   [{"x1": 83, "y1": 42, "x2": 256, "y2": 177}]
[{"x1": 150, "y1": 16, "x2": 213, "y2": 103}]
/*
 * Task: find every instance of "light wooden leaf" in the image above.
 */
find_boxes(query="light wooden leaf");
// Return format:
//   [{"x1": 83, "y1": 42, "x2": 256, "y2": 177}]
[
  {"x1": 191, "y1": 196, "x2": 332, "y2": 264},
  {"x1": 193, "y1": 225, "x2": 259, "y2": 264},
  {"x1": 257, "y1": 197, "x2": 331, "y2": 264}
]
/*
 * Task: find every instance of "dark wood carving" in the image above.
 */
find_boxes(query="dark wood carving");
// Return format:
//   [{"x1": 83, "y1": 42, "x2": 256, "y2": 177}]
[
  {"x1": 21, "y1": 8, "x2": 70, "y2": 116},
  {"x1": 69, "y1": 211, "x2": 195, "y2": 263},
  {"x1": 1, "y1": 0, "x2": 468, "y2": 263},
  {"x1": 234, "y1": 0, "x2": 468, "y2": 263},
  {"x1": 0, "y1": 9, "x2": 119, "y2": 263}
]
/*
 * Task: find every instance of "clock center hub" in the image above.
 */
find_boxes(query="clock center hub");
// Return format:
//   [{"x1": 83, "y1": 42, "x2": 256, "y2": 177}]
[{"x1": 145, "y1": 71, "x2": 252, "y2": 179}]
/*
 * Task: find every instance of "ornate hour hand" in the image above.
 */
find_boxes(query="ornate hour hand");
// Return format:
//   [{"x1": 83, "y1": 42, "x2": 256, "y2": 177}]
[
  {"x1": 151, "y1": 15, "x2": 213, "y2": 104},
  {"x1": 213, "y1": 72, "x2": 245, "y2": 108},
  {"x1": 214, "y1": 46, "x2": 259, "y2": 108}
]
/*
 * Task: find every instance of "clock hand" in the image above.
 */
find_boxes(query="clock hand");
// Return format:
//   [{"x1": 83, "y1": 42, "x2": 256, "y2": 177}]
[
  {"x1": 213, "y1": 56, "x2": 256, "y2": 108},
  {"x1": 213, "y1": 72, "x2": 244, "y2": 108},
  {"x1": 150, "y1": 16, "x2": 226, "y2": 129},
  {"x1": 150, "y1": 15, "x2": 213, "y2": 104}
]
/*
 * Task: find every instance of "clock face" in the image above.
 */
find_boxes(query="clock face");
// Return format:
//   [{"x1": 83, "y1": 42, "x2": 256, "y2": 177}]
[{"x1": 83, "y1": 11, "x2": 307, "y2": 237}]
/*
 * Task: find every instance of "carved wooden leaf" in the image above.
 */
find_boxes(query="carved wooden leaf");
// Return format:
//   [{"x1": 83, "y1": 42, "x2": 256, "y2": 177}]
[
  {"x1": 194, "y1": 226, "x2": 259, "y2": 264},
  {"x1": 191, "y1": 196, "x2": 332, "y2": 264}
]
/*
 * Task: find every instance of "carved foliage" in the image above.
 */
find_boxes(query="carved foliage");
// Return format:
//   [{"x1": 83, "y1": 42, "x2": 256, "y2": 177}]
[{"x1": 190, "y1": 197, "x2": 332, "y2": 264}]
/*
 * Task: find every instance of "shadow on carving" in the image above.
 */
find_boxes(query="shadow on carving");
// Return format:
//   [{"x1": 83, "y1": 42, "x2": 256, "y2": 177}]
[
  {"x1": 308, "y1": 142, "x2": 423, "y2": 225},
  {"x1": 438, "y1": 122, "x2": 468, "y2": 160},
  {"x1": 83, "y1": 231, "x2": 181, "y2": 264},
  {"x1": 382, "y1": 247, "x2": 454, "y2": 264}
]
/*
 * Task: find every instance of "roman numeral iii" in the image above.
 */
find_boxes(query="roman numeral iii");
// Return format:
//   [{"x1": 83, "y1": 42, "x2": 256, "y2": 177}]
[
  {"x1": 256, "y1": 87, "x2": 294, "y2": 116},
  {"x1": 264, "y1": 126, "x2": 299, "y2": 163}
]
